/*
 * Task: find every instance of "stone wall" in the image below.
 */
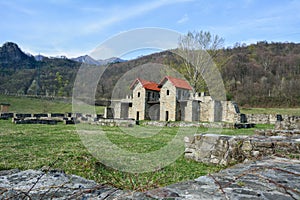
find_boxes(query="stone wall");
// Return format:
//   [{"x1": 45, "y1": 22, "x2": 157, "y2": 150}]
[
  {"x1": 220, "y1": 101, "x2": 240, "y2": 123},
  {"x1": 142, "y1": 121, "x2": 235, "y2": 129},
  {"x1": 198, "y1": 99, "x2": 240, "y2": 123},
  {"x1": 92, "y1": 118, "x2": 135, "y2": 127},
  {"x1": 199, "y1": 100, "x2": 211, "y2": 122},
  {"x1": 160, "y1": 80, "x2": 176, "y2": 121},
  {"x1": 185, "y1": 133, "x2": 300, "y2": 166},
  {"x1": 13, "y1": 118, "x2": 58, "y2": 125},
  {"x1": 111, "y1": 100, "x2": 122, "y2": 119},
  {"x1": 132, "y1": 82, "x2": 146, "y2": 120},
  {"x1": 243, "y1": 114, "x2": 277, "y2": 124},
  {"x1": 242, "y1": 114, "x2": 300, "y2": 125},
  {"x1": 275, "y1": 115, "x2": 300, "y2": 130},
  {"x1": 180, "y1": 100, "x2": 200, "y2": 122}
]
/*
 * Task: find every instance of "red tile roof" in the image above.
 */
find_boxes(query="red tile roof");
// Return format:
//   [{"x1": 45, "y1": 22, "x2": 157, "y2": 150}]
[
  {"x1": 159, "y1": 76, "x2": 193, "y2": 90},
  {"x1": 130, "y1": 78, "x2": 160, "y2": 91}
]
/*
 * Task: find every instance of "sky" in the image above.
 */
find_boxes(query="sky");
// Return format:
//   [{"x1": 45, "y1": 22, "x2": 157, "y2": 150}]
[{"x1": 1, "y1": 0, "x2": 300, "y2": 59}]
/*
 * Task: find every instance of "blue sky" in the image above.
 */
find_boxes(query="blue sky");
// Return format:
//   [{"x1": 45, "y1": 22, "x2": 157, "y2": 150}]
[{"x1": 1, "y1": 0, "x2": 300, "y2": 58}]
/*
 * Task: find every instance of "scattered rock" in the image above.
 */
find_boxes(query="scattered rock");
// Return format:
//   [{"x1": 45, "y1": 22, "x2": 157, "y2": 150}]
[
  {"x1": 147, "y1": 157, "x2": 300, "y2": 200},
  {"x1": 1, "y1": 157, "x2": 299, "y2": 199}
]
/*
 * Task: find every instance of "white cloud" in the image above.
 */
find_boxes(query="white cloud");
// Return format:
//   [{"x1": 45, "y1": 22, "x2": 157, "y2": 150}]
[
  {"x1": 177, "y1": 14, "x2": 189, "y2": 24},
  {"x1": 82, "y1": 0, "x2": 190, "y2": 34}
]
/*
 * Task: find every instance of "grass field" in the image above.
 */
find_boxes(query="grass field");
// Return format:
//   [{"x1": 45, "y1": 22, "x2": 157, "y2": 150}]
[
  {"x1": 0, "y1": 95, "x2": 104, "y2": 114},
  {"x1": 0, "y1": 95, "x2": 290, "y2": 190},
  {"x1": 0, "y1": 118, "x2": 273, "y2": 191},
  {"x1": 240, "y1": 107, "x2": 300, "y2": 115}
]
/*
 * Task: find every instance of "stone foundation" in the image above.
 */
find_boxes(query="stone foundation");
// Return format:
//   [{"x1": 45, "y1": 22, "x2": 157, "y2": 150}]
[
  {"x1": 255, "y1": 129, "x2": 300, "y2": 137},
  {"x1": 141, "y1": 121, "x2": 236, "y2": 128},
  {"x1": 12, "y1": 118, "x2": 58, "y2": 125},
  {"x1": 92, "y1": 118, "x2": 136, "y2": 127},
  {"x1": 275, "y1": 116, "x2": 300, "y2": 130},
  {"x1": 242, "y1": 114, "x2": 300, "y2": 125},
  {"x1": 242, "y1": 114, "x2": 277, "y2": 124},
  {"x1": 184, "y1": 134, "x2": 300, "y2": 166}
]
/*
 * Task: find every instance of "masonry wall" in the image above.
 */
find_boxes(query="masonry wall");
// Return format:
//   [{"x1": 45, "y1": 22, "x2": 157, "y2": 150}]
[
  {"x1": 111, "y1": 101, "x2": 121, "y2": 118},
  {"x1": 243, "y1": 114, "x2": 277, "y2": 124},
  {"x1": 132, "y1": 83, "x2": 146, "y2": 120},
  {"x1": 185, "y1": 133, "x2": 300, "y2": 166},
  {"x1": 182, "y1": 100, "x2": 200, "y2": 122},
  {"x1": 199, "y1": 101, "x2": 210, "y2": 122},
  {"x1": 128, "y1": 105, "x2": 133, "y2": 119},
  {"x1": 160, "y1": 81, "x2": 176, "y2": 121},
  {"x1": 120, "y1": 103, "x2": 129, "y2": 119},
  {"x1": 220, "y1": 101, "x2": 240, "y2": 123},
  {"x1": 213, "y1": 100, "x2": 222, "y2": 122}
]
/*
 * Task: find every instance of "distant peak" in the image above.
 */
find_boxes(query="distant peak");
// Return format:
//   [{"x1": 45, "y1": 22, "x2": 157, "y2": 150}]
[{"x1": 1, "y1": 42, "x2": 21, "y2": 50}]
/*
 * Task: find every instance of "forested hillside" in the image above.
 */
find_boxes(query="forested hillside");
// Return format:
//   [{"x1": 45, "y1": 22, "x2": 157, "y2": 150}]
[
  {"x1": 0, "y1": 42, "x2": 80, "y2": 96},
  {"x1": 219, "y1": 42, "x2": 300, "y2": 107},
  {"x1": 0, "y1": 41, "x2": 299, "y2": 107}
]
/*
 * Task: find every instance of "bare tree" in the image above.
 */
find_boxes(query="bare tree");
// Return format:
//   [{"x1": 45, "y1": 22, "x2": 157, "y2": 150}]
[{"x1": 177, "y1": 31, "x2": 224, "y2": 93}]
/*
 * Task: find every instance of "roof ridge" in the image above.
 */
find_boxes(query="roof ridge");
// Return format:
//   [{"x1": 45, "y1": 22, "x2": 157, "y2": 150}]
[{"x1": 159, "y1": 76, "x2": 193, "y2": 90}]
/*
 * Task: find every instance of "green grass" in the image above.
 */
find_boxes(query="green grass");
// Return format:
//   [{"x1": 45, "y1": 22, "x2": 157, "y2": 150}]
[
  {"x1": 0, "y1": 119, "x2": 271, "y2": 191},
  {"x1": 240, "y1": 107, "x2": 300, "y2": 115},
  {"x1": 0, "y1": 95, "x2": 283, "y2": 190},
  {"x1": 217, "y1": 124, "x2": 274, "y2": 135},
  {"x1": 0, "y1": 95, "x2": 104, "y2": 114}
]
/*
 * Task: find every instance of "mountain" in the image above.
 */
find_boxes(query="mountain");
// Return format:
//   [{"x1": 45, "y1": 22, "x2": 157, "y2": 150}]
[
  {"x1": 71, "y1": 55, "x2": 100, "y2": 65},
  {"x1": 0, "y1": 42, "x2": 80, "y2": 96},
  {"x1": 97, "y1": 57, "x2": 126, "y2": 65},
  {"x1": 0, "y1": 42, "x2": 36, "y2": 69},
  {"x1": 71, "y1": 55, "x2": 126, "y2": 66}
]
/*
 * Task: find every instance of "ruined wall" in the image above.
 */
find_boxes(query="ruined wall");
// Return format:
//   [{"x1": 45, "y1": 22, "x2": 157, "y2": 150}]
[
  {"x1": 199, "y1": 101, "x2": 211, "y2": 122},
  {"x1": 182, "y1": 100, "x2": 200, "y2": 122},
  {"x1": 275, "y1": 116, "x2": 300, "y2": 130},
  {"x1": 199, "y1": 100, "x2": 221, "y2": 122},
  {"x1": 241, "y1": 114, "x2": 300, "y2": 125},
  {"x1": 220, "y1": 101, "x2": 240, "y2": 123},
  {"x1": 93, "y1": 118, "x2": 135, "y2": 127},
  {"x1": 185, "y1": 133, "x2": 300, "y2": 166},
  {"x1": 111, "y1": 101, "x2": 121, "y2": 119},
  {"x1": 197, "y1": 96, "x2": 212, "y2": 122},
  {"x1": 243, "y1": 114, "x2": 277, "y2": 124},
  {"x1": 213, "y1": 100, "x2": 222, "y2": 122}
]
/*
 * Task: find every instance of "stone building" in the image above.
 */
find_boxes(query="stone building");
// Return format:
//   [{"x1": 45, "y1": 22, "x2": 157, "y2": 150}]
[
  {"x1": 108, "y1": 76, "x2": 240, "y2": 123},
  {"x1": 159, "y1": 76, "x2": 193, "y2": 121},
  {"x1": 130, "y1": 78, "x2": 160, "y2": 121}
]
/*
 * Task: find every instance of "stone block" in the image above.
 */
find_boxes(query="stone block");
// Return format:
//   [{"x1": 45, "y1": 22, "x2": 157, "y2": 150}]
[{"x1": 51, "y1": 113, "x2": 65, "y2": 118}]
